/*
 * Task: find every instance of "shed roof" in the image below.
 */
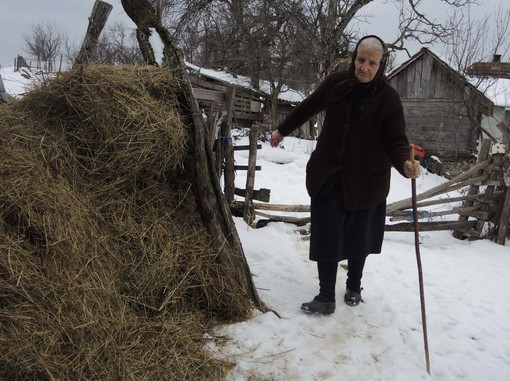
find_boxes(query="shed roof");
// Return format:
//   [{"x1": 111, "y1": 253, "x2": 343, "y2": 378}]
[
  {"x1": 186, "y1": 62, "x2": 305, "y2": 104},
  {"x1": 388, "y1": 47, "x2": 494, "y2": 115}
]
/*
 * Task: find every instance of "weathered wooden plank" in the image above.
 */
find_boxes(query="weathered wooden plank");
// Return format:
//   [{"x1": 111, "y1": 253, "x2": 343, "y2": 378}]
[
  {"x1": 222, "y1": 86, "x2": 236, "y2": 202},
  {"x1": 234, "y1": 112, "x2": 263, "y2": 121},
  {"x1": 231, "y1": 201, "x2": 309, "y2": 212},
  {"x1": 254, "y1": 211, "x2": 310, "y2": 226},
  {"x1": 193, "y1": 88, "x2": 224, "y2": 102},
  {"x1": 250, "y1": 100, "x2": 262, "y2": 113},
  {"x1": 385, "y1": 220, "x2": 476, "y2": 232},
  {"x1": 410, "y1": 191, "x2": 502, "y2": 209},
  {"x1": 234, "y1": 144, "x2": 262, "y2": 151},
  {"x1": 389, "y1": 206, "x2": 480, "y2": 222},
  {"x1": 189, "y1": 76, "x2": 227, "y2": 92},
  {"x1": 234, "y1": 165, "x2": 261, "y2": 170},
  {"x1": 234, "y1": 188, "x2": 271, "y2": 202}
]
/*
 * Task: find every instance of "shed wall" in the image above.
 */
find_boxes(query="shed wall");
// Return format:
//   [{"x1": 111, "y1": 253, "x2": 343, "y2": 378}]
[{"x1": 389, "y1": 52, "x2": 478, "y2": 161}]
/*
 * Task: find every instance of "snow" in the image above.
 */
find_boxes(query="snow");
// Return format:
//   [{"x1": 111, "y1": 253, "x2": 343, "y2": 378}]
[
  {"x1": 148, "y1": 28, "x2": 164, "y2": 66},
  {"x1": 0, "y1": 66, "x2": 35, "y2": 98},
  {"x1": 207, "y1": 133, "x2": 510, "y2": 381}
]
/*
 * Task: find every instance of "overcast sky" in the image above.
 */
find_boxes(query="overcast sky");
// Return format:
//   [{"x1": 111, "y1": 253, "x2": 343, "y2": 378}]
[{"x1": 0, "y1": 0, "x2": 506, "y2": 69}]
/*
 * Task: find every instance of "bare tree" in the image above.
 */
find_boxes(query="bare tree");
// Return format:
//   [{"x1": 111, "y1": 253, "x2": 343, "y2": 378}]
[
  {"x1": 149, "y1": 0, "x2": 480, "y2": 133},
  {"x1": 22, "y1": 21, "x2": 66, "y2": 71},
  {"x1": 91, "y1": 22, "x2": 145, "y2": 64},
  {"x1": 440, "y1": 4, "x2": 510, "y2": 141}
]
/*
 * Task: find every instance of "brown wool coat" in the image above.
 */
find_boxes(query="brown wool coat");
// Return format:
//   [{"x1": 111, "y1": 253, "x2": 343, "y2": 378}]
[{"x1": 277, "y1": 39, "x2": 411, "y2": 210}]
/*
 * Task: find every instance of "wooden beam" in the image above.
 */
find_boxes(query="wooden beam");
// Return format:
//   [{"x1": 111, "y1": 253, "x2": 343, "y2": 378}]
[
  {"x1": 234, "y1": 188, "x2": 271, "y2": 203},
  {"x1": 409, "y1": 191, "x2": 502, "y2": 210},
  {"x1": 231, "y1": 201, "x2": 307, "y2": 212},
  {"x1": 193, "y1": 88, "x2": 225, "y2": 102},
  {"x1": 74, "y1": 1, "x2": 113, "y2": 65},
  {"x1": 234, "y1": 165, "x2": 261, "y2": 171},
  {"x1": 386, "y1": 160, "x2": 490, "y2": 213},
  {"x1": 255, "y1": 211, "x2": 310, "y2": 226},
  {"x1": 234, "y1": 144, "x2": 262, "y2": 151},
  {"x1": 389, "y1": 206, "x2": 483, "y2": 222},
  {"x1": 385, "y1": 220, "x2": 476, "y2": 232},
  {"x1": 189, "y1": 75, "x2": 227, "y2": 92},
  {"x1": 222, "y1": 87, "x2": 236, "y2": 202}
]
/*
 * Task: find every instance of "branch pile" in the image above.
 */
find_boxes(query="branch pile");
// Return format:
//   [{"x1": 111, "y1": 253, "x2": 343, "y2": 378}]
[{"x1": 0, "y1": 65, "x2": 251, "y2": 380}]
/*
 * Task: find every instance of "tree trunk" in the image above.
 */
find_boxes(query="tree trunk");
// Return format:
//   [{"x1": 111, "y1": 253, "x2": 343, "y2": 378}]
[
  {"x1": 120, "y1": 0, "x2": 264, "y2": 310},
  {"x1": 74, "y1": 0, "x2": 113, "y2": 65}
]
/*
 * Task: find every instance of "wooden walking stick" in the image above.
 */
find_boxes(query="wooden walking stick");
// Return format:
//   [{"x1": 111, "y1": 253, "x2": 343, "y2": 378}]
[{"x1": 410, "y1": 144, "x2": 431, "y2": 375}]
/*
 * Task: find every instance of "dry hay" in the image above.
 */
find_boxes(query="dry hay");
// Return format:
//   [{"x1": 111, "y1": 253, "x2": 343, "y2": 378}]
[{"x1": 0, "y1": 65, "x2": 252, "y2": 380}]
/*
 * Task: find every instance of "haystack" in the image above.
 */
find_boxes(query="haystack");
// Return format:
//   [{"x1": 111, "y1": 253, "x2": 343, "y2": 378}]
[{"x1": 0, "y1": 65, "x2": 252, "y2": 380}]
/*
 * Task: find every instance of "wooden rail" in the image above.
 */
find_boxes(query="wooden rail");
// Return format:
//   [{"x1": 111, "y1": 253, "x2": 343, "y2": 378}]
[{"x1": 229, "y1": 138, "x2": 509, "y2": 244}]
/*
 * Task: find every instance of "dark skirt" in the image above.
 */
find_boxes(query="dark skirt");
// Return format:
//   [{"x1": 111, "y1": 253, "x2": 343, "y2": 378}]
[{"x1": 310, "y1": 172, "x2": 386, "y2": 262}]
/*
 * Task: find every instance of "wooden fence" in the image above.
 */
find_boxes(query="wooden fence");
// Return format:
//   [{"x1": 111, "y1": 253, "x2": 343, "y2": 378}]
[{"x1": 229, "y1": 137, "x2": 510, "y2": 246}]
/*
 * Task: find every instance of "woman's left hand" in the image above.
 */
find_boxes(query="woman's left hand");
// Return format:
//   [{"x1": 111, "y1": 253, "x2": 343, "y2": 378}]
[{"x1": 404, "y1": 160, "x2": 421, "y2": 179}]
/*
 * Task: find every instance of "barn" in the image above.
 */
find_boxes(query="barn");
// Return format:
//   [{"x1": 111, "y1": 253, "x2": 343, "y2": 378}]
[{"x1": 388, "y1": 48, "x2": 494, "y2": 161}]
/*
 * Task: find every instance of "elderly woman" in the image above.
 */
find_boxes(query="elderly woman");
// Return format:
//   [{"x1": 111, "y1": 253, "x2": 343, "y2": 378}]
[{"x1": 271, "y1": 35, "x2": 421, "y2": 314}]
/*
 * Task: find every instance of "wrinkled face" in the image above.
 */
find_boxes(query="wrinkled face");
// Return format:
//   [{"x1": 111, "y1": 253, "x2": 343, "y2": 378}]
[{"x1": 354, "y1": 47, "x2": 382, "y2": 83}]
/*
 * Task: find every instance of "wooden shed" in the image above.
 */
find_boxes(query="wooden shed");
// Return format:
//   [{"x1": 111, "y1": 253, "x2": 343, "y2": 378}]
[
  {"x1": 187, "y1": 63, "x2": 267, "y2": 131},
  {"x1": 186, "y1": 63, "x2": 308, "y2": 137},
  {"x1": 388, "y1": 48, "x2": 494, "y2": 161}
]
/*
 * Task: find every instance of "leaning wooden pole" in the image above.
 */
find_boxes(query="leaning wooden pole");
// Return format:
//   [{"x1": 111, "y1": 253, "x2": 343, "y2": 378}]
[
  {"x1": 74, "y1": 0, "x2": 113, "y2": 65},
  {"x1": 410, "y1": 144, "x2": 431, "y2": 375}
]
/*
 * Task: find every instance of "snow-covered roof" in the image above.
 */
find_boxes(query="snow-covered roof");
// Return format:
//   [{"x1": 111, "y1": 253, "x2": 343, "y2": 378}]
[{"x1": 186, "y1": 62, "x2": 305, "y2": 104}]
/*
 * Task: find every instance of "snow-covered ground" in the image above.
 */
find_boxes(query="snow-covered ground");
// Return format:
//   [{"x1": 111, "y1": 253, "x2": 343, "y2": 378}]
[
  {"x1": 208, "y1": 133, "x2": 510, "y2": 381},
  {"x1": 0, "y1": 66, "x2": 36, "y2": 98}
]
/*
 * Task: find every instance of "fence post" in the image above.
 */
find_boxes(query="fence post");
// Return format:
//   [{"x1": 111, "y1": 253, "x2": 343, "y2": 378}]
[
  {"x1": 496, "y1": 186, "x2": 510, "y2": 245},
  {"x1": 470, "y1": 145, "x2": 505, "y2": 240},
  {"x1": 453, "y1": 139, "x2": 491, "y2": 240},
  {"x1": 243, "y1": 124, "x2": 259, "y2": 225},
  {"x1": 221, "y1": 87, "x2": 236, "y2": 203}
]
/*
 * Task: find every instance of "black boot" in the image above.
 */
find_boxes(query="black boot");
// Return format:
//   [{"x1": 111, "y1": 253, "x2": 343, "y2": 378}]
[
  {"x1": 301, "y1": 295, "x2": 336, "y2": 314},
  {"x1": 344, "y1": 288, "x2": 362, "y2": 306}
]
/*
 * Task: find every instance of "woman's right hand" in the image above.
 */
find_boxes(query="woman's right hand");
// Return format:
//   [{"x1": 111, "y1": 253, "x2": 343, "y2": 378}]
[{"x1": 271, "y1": 130, "x2": 284, "y2": 147}]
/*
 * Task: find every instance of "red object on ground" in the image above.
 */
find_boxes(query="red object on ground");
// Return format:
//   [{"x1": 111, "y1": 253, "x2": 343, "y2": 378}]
[{"x1": 413, "y1": 145, "x2": 426, "y2": 158}]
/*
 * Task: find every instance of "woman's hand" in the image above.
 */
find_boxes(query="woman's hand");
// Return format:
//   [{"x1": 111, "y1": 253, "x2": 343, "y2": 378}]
[
  {"x1": 271, "y1": 130, "x2": 284, "y2": 147},
  {"x1": 404, "y1": 160, "x2": 421, "y2": 179}
]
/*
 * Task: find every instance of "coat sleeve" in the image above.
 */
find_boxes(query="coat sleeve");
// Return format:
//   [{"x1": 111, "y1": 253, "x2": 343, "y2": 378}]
[
  {"x1": 381, "y1": 89, "x2": 411, "y2": 178},
  {"x1": 277, "y1": 72, "x2": 345, "y2": 136}
]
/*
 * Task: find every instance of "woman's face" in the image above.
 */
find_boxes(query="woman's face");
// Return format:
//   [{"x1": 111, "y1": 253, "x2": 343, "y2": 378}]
[{"x1": 354, "y1": 47, "x2": 382, "y2": 83}]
